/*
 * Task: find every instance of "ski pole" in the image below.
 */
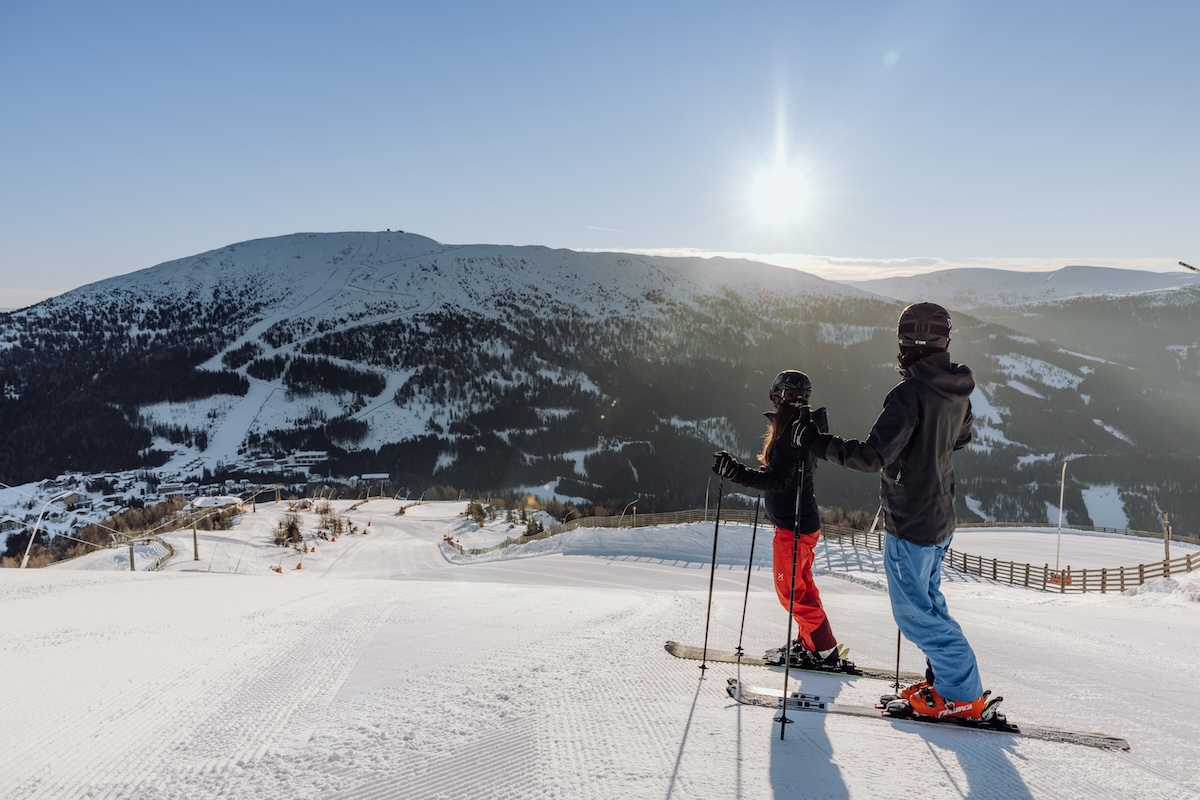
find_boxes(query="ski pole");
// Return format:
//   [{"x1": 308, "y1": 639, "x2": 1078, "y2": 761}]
[
  {"x1": 894, "y1": 628, "x2": 902, "y2": 693},
  {"x1": 778, "y1": 457, "x2": 806, "y2": 738},
  {"x1": 699, "y1": 477, "x2": 725, "y2": 672},
  {"x1": 735, "y1": 493, "x2": 762, "y2": 659}
]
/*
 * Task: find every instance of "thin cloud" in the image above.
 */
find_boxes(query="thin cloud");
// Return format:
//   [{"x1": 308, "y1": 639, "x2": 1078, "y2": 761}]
[{"x1": 585, "y1": 225, "x2": 648, "y2": 236}]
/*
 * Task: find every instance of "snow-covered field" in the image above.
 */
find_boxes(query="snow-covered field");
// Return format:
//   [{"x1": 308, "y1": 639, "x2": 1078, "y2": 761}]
[{"x1": 3, "y1": 500, "x2": 1198, "y2": 799}]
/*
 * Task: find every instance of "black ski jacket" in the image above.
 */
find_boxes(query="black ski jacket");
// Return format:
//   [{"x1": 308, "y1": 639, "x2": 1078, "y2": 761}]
[
  {"x1": 811, "y1": 352, "x2": 974, "y2": 546},
  {"x1": 727, "y1": 410, "x2": 827, "y2": 534}
]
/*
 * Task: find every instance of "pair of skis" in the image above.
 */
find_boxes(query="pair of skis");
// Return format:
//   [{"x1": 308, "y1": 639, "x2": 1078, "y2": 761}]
[{"x1": 666, "y1": 640, "x2": 1130, "y2": 751}]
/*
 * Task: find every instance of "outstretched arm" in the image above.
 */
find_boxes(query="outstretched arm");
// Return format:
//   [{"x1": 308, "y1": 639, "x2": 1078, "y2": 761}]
[
  {"x1": 711, "y1": 449, "x2": 794, "y2": 493},
  {"x1": 798, "y1": 387, "x2": 917, "y2": 474}
]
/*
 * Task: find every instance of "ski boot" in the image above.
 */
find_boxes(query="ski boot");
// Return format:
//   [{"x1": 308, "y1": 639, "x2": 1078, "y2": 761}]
[
  {"x1": 763, "y1": 639, "x2": 798, "y2": 666},
  {"x1": 881, "y1": 681, "x2": 1005, "y2": 725},
  {"x1": 764, "y1": 642, "x2": 860, "y2": 674},
  {"x1": 808, "y1": 643, "x2": 861, "y2": 674}
]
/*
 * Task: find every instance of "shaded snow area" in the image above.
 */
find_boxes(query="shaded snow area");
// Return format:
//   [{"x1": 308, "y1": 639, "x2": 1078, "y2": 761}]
[
  {"x1": 3, "y1": 501, "x2": 1199, "y2": 799},
  {"x1": 1079, "y1": 485, "x2": 1132, "y2": 530},
  {"x1": 992, "y1": 354, "x2": 1084, "y2": 392},
  {"x1": 964, "y1": 385, "x2": 1013, "y2": 452}
]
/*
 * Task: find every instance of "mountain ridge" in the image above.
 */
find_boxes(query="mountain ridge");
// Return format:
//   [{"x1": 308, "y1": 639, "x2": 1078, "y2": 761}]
[
  {"x1": 2, "y1": 231, "x2": 1197, "y2": 540},
  {"x1": 848, "y1": 263, "x2": 1198, "y2": 310}
]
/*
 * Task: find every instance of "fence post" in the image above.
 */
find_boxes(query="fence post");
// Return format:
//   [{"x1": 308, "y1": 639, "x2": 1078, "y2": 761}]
[
  {"x1": 1101, "y1": 568, "x2": 1107, "y2": 593},
  {"x1": 1163, "y1": 511, "x2": 1171, "y2": 573},
  {"x1": 1082, "y1": 568, "x2": 1087, "y2": 593},
  {"x1": 1138, "y1": 563, "x2": 1145, "y2": 586},
  {"x1": 1024, "y1": 563, "x2": 1030, "y2": 587},
  {"x1": 1061, "y1": 566, "x2": 1067, "y2": 593},
  {"x1": 1042, "y1": 563, "x2": 1048, "y2": 591}
]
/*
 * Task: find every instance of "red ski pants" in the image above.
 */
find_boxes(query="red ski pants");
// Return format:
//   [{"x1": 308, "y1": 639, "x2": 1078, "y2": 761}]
[{"x1": 772, "y1": 527, "x2": 836, "y2": 652}]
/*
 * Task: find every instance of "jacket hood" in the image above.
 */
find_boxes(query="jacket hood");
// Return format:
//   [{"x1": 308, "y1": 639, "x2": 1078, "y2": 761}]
[{"x1": 905, "y1": 350, "x2": 974, "y2": 400}]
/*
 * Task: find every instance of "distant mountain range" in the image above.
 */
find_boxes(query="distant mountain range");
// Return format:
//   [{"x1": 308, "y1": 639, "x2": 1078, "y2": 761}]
[
  {"x1": 1, "y1": 231, "x2": 1197, "y2": 535},
  {"x1": 849, "y1": 265, "x2": 1197, "y2": 310}
]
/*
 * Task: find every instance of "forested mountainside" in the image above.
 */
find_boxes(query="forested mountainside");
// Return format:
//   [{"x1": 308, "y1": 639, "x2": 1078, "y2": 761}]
[{"x1": 1, "y1": 232, "x2": 1196, "y2": 534}]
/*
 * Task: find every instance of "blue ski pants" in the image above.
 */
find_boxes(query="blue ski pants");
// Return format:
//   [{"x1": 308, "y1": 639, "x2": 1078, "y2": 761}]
[{"x1": 884, "y1": 532, "x2": 983, "y2": 702}]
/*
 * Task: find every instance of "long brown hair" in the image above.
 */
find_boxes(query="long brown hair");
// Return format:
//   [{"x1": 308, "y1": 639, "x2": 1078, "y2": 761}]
[{"x1": 759, "y1": 402, "x2": 802, "y2": 466}]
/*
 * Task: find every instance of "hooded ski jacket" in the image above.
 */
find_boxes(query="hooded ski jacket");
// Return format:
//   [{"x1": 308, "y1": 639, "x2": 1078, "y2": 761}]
[{"x1": 810, "y1": 352, "x2": 974, "y2": 546}]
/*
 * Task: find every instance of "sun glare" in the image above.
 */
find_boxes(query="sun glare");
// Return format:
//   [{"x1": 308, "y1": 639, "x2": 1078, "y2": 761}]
[{"x1": 749, "y1": 161, "x2": 810, "y2": 227}]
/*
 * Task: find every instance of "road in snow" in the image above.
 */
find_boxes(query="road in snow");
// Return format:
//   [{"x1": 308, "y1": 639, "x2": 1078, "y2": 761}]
[{"x1": 2, "y1": 500, "x2": 1198, "y2": 799}]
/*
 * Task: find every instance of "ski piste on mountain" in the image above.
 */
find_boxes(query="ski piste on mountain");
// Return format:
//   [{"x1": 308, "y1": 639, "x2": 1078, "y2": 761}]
[
  {"x1": 726, "y1": 678, "x2": 1130, "y2": 751},
  {"x1": 664, "y1": 640, "x2": 925, "y2": 682}
]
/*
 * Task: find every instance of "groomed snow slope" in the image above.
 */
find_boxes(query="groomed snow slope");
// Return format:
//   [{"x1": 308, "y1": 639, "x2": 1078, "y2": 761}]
[{"x1": 2, "y1": 501, "x2": 1198, "y2": 799}]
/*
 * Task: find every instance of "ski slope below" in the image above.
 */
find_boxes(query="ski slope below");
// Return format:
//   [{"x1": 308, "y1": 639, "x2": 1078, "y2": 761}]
[{"x1": 2, "y1": 500, "x2": 1198, "y2": 799}]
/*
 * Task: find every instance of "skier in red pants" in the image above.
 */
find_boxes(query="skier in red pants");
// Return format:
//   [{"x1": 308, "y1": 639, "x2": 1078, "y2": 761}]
[{"x1": 712, "y1": 370, "x2": 854, "y2": 671}]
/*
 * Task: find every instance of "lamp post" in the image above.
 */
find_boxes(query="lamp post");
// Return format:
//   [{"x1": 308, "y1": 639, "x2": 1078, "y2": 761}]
[
  {"x1": 21, "y1": 491, "x2": 71, "y2": 569},
  {"x1": 618, "y1": 499, "x2": 638, "y2": 527},
  {"x1": 1055, "y1": 461, "x2": 1067, "y2": 572}
]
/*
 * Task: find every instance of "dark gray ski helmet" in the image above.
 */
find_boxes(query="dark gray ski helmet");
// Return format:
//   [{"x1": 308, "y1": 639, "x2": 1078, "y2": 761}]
[
  {"x1": 770, "y1": 370, "x2": 812, "y2": 407},
  {"x1": 897, "y1": 303, "x2": 952, "y2": 350}
]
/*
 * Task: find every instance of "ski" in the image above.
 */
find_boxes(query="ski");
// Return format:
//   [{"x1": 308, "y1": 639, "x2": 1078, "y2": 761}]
[
  {"x1": 726, "y1": 678, "x2": 1130, "y2": 751},
  {"x1": 665, "y1": 640, "x2": 924, "y2": 682}
]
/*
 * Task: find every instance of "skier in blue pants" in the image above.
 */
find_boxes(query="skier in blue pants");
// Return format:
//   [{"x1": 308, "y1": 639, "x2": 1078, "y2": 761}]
[{"x1": 794, "y1": 302, "x2": 999, "y2": 721}]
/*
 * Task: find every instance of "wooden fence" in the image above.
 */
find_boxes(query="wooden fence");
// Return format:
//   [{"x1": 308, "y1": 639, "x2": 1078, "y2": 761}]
[
  {"x1": 945, "y1": 547, "x2": 1199, "y2": 594},
  {"x1": 445, "y1": 509, "x2": 1198, "y2": 594},
  {"x1": 956, "y1": 520, "x2": 1199, "y2": 547},
  {"x1": 820, "y1": 526, "x2": 1199, "y2": 593}
]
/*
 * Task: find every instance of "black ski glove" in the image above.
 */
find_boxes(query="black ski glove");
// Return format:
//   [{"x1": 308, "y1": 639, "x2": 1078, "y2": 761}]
[
  {"x1": 792, "y1": 406, "x2": 830, "y2": 458},
  {"x1": 712, "y1": 450, "x2": 744, "y2": 481},
  {"x1": 793, "y1": 421, "x2": 819, "y2": 448}
]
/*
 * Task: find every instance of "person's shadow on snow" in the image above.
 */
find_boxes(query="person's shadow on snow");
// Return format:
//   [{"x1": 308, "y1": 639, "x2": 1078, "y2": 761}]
[
  {"x1": 764, "y1": 674, "x2": 1035, "y2": 800},
  {"x1": 883, "y1": 720, "x2": 1034, "y2": 800},
  {"x1": 764, "y1": 671, "x2": 851, "y2": 800}
]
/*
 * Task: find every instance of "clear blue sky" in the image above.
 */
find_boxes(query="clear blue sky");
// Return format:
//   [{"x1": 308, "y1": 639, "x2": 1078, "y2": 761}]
[{"x1": 1, "y1": 0, "x2": 1196, "y2": 307}]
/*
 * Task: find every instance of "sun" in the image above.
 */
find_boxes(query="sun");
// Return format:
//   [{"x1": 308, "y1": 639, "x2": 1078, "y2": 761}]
[{"x1": 749, "y1": 160, "x2": 810, "y2": 227}]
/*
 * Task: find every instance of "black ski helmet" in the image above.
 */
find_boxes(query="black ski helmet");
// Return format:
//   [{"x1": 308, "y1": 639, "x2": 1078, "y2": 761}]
[
  {"x1": 769, "y1": 370, "x2": 812, "y2": 407},
  {"x1": 897, "y1": 302, "x2": 952, "y2": 350}
]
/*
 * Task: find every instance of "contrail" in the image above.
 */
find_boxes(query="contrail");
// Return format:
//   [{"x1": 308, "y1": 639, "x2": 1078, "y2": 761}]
[{"x1": 586, "y1": 225, "x2": 646, "y2": 236}]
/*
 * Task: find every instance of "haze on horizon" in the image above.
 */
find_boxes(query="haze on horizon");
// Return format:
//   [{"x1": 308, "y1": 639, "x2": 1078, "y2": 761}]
[{"x1": 1, "y1": 1, "x2": 1196, "y2": 309}]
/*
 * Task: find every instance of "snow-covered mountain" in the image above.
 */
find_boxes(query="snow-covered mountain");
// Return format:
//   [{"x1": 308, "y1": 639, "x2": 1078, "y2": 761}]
[
  {"x1": 848, "y1": 264, "x2": 1200, "y2": 310},
  {"x1": 1, "y1": 232, "x2": 1198, "y2": 541}
]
